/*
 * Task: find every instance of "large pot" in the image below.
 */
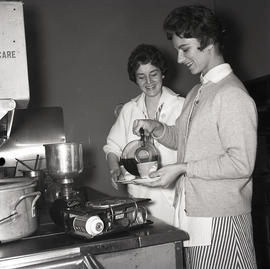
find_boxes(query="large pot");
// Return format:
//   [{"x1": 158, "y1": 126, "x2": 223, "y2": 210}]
[{"x1": 0, "y1": 178, "x2": 41, "y2": 243}]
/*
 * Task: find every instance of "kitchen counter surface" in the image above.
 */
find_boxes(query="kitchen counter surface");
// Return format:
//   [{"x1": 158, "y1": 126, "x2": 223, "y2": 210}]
[
  {"x1": 0, "y1": 187, "x2": 189, "y2": 268},
  {"x1": 0, "y1": 214, "x2": 189, "y2": 258}
]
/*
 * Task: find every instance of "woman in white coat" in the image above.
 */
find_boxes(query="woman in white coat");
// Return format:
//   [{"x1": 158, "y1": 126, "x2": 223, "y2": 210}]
[{"x1": 103, "y1": 44, "x2": 184, "y2": 225}]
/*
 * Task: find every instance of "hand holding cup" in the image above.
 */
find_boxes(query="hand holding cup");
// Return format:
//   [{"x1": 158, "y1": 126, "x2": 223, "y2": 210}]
[{"x1": 137, "y1": 161, "x2": 158, "y2": 178}]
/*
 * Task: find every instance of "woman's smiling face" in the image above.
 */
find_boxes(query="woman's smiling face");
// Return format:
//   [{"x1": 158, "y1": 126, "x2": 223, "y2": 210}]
[
  {"x1": 172, "y1": 33, "x2": 212, "y2": 75},
  {"x1": 135, "y1": 63, "x2": 163, "y2": 98}
]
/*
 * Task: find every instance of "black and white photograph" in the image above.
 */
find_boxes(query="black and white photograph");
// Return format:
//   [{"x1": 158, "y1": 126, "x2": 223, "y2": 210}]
[{"x1": 0, "y1": 0, "x2": 269, "y2": 268}]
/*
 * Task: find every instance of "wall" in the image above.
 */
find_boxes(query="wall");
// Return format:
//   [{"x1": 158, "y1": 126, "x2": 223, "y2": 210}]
[
  {"x1": 20, "y1": 0, "x2": 269, "y2": 196},
  {"x1": 214, "y1": 0, "x2": 270, "y2": 81}
]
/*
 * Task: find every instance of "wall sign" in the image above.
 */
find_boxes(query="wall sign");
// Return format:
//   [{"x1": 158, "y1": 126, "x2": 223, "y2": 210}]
[
  {"x1": 0, "y1": 1, "x2": 29, "y2": 108},
  {"x1": 0, "y1": 51, "x2": 16, "y2": 59}
]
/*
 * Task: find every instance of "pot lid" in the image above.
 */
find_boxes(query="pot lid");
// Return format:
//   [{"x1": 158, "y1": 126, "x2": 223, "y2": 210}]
[{"x1": 0, "y1": 177, "x2": 35, "y2": 191}]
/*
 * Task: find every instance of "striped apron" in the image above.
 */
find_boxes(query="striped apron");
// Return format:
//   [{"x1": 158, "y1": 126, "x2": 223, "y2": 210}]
[{"x1": 184, "y1": 214, "x2": 257, "y2": 269}]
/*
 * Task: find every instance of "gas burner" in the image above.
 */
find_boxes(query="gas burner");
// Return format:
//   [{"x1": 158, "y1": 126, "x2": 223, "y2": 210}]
[{"x1": 50, "y1": 196, "x2": 152, "y2": 240}]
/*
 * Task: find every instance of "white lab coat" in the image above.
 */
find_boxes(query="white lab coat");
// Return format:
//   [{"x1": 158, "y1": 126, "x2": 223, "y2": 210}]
[{"x1": 103, "y1": 87, "x2": 184, "y2": 225}]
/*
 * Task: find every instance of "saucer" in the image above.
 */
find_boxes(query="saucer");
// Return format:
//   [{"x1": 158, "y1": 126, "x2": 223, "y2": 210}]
[{"x1": 117, "y1": 176, "x2": 160, "y2": 184}]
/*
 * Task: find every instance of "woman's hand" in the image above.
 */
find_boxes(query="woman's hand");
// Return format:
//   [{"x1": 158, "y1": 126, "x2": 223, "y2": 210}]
[
  {"x1": 107, "y1": 152, "x2": 122, "y2": 190},
  {"x1": 135, "y1": 163, "x2": 187, "y2": 188},
  {"x1": 110, "y1": 168, "x2": 121, "y2": 190},
  {"x1": 133, "y1": 119, "x2": 164, "y2": 137}
]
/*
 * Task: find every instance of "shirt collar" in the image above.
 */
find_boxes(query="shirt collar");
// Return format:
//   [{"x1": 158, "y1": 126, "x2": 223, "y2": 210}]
[
  {"x1": 134, "y1": 86, "x2": 179, "y2": 117},
  {"x1": 135, "y1": 86, "x2": 178, "y2": 108},
  {"x1": 200, "y1": 63, "x2": 232, "y2": 84}
]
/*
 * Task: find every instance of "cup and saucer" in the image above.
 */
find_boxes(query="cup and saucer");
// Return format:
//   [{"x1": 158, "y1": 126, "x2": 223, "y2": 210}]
[{"x1": 117, "y1": 161, "x2": 160, "y2": 184}]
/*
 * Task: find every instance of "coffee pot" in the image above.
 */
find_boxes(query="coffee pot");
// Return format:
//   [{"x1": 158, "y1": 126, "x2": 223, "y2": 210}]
[{"x1": 120, "y1": 128, "x2": 160, "y2": 176}]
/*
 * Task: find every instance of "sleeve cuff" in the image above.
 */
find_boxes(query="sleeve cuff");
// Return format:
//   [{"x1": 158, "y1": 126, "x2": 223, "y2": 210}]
[{"x1": 104, "y1": 149, "x2": 121, "y2": 160}]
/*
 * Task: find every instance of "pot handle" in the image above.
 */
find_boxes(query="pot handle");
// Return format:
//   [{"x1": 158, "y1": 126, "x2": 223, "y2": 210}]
[{"x1": 0, "y1": 191, "x2": 41, "y2": 224}]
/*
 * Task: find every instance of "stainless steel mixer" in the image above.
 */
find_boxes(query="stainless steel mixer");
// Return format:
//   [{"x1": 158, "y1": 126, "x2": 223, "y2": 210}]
[{"x1": 44, "y1": 142, "x2": 83, "y2": 200}]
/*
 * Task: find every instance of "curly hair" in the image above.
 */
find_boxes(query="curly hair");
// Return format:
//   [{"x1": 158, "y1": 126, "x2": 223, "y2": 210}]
[
  {"x1": 127, "y1": 44, "x2": 168, "y2": 83},
  {"x1": 163, "y1": 5, "x2": 225, "y2": 53}
]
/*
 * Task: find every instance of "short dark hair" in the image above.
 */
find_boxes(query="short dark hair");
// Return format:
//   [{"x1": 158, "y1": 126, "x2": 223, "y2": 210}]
[
  {"x1": 163, "y1": 5, "x2": 225, "y2": 53},
  {"x1": 127, "y1": 44, "x2": 168, "y2": 83}
]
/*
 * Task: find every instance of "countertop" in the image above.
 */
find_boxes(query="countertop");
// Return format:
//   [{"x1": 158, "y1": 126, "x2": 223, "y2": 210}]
[{"x1": 0, "y1": 187, "x2": 189, "y2": 265}]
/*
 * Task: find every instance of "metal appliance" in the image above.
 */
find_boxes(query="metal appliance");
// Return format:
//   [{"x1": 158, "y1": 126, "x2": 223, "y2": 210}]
[
  {"x1": 0, "y1": 107, "x2": 66, "y2": 171},
  {"x1": 50, "y1": 196, "x2": 151, "y2": 240},
  {"x1": 44, "y1": 142, "x2": 83, "y2": 200}
]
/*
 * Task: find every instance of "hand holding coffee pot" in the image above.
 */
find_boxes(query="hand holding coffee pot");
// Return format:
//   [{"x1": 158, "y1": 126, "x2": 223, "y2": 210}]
[{"x1": 133, "y1": 119, "x2": 164, "y2": 138}]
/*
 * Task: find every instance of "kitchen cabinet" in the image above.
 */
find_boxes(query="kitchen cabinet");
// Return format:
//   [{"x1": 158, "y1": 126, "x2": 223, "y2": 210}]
[
  {"x1": 0, "y1": 237, "x2": 184, "y2": 269},
  {"x1": 0, "y1": 187, "x2": 188, "y2": 269}
]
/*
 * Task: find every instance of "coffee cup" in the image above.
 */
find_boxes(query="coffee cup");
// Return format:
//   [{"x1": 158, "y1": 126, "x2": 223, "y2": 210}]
[{"x1": 137, "y1": 161, "x2": 158, "y2": 178}]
